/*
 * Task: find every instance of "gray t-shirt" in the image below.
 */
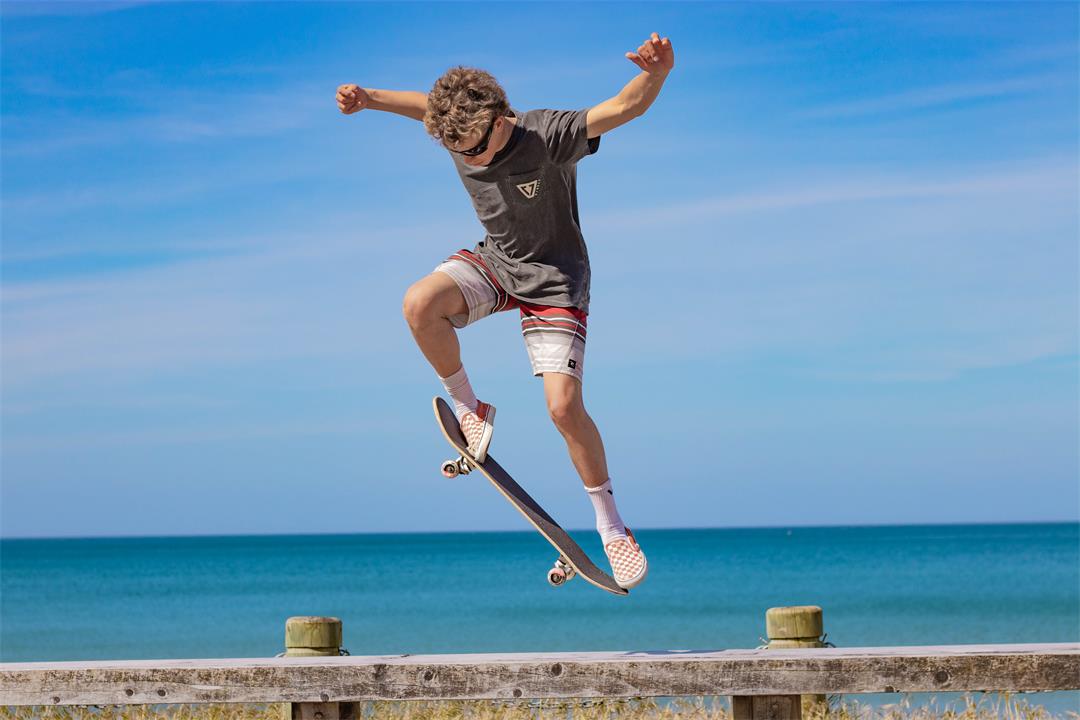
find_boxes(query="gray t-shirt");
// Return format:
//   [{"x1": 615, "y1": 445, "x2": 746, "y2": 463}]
[{"x1": 451, "y1": 108, "x2": 600, "y2": 312}]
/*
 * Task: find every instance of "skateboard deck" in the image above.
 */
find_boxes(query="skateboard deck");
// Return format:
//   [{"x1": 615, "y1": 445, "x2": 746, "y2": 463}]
[{"x1": 433, "y1": 397, "x2": 628, "y2": 596}]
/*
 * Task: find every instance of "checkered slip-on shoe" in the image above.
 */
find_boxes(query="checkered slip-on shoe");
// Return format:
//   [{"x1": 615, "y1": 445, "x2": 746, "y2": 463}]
[
  {"x1": 605, "y1": 528, "x2": 648, "y2": 589},
  {"x1": 459, "y1": 401, "x2": 495, "y2": 463}
]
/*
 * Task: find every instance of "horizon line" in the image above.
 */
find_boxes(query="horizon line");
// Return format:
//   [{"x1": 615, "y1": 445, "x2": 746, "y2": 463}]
[{"x1": 1, "y1": 518, "x2": 1076, "y2": 542}]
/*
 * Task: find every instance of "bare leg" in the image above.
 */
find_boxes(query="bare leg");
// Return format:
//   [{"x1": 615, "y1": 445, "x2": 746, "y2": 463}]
[
  {"x1": 545, "y1": 372, "x2": 645, "y2": 587},
  {"x1": 543, "y1": 372, "x2": 609, "y2": 488},
  {"x1": 402, "y1": 272, "x2": 469, "y2": 378}
]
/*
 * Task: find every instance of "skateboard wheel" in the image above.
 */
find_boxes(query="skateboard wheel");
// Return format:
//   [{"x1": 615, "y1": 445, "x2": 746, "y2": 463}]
[
  {"x1": 547, "y1": 567, "x2": 567, "y2": 587},
  {"x1": 440, "y1": 460, "x2": 459, "y2": 479}
]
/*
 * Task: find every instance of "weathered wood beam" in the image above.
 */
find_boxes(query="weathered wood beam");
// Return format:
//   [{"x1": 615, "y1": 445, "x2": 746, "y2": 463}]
[{"x1": 1, "y1": 643, "x2": 1076, "y2": 706}]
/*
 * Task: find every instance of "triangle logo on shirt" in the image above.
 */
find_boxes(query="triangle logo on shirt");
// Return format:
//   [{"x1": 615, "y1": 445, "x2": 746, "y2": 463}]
[{"x1": 516, "y1": 179, "x2": 540, "y2": 199}]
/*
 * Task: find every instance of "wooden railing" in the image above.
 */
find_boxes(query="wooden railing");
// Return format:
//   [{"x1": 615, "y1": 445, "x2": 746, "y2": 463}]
[
  {"x1": 2, "y1": 643, "x2": 1078, "y2": 719},
  {"x1": 3, "y1": 611, "x2": 1077, "y2": 719}
]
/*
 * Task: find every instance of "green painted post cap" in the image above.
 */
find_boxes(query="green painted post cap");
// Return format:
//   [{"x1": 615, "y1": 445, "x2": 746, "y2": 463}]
[
  {"x1": 766, "y1": 606, "x2": 823, "y2": 640},
  {"x1": 285, "y1": 616, "x2": 342, "y2": 656}
]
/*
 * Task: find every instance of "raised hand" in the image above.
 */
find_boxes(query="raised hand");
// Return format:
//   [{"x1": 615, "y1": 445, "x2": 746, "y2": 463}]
[
  {"x1": 336, "y1": 84, "x2": 370, "y2": 114},
  {"x1": 625, "y1": 32, "x2": 675, "y2": 74}
]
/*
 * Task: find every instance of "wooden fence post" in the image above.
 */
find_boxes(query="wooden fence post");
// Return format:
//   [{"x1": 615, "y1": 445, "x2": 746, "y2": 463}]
[
  {"x1": 766, "y1": 606, "x2": 829, "y2": 717},
  {"x1": 284, "y1": 616, "x2": 353, "y2": 720},
  {"x1": 730, "y1": 605, "x2": 828, "y2": 720}
]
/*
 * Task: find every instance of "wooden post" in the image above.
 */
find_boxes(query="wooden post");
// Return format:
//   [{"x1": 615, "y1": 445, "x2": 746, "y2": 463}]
[
  {"x1": 729, "y1": 606, "x2": 827, "y2": 720},
  {"x1": 731, "y1": 695, "x2": 803, "y2": 719},
  {"x1": 284, "y1": 616, "x2": 353, "y2": 720},
  {"x1": 766, "y1": 605, "x2": 829, "y2": 716}
]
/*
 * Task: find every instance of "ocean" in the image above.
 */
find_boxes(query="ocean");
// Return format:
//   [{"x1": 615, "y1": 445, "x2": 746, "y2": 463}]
[{"x1": 2, "y1": 523, "x2": 1077, "y2": 714}]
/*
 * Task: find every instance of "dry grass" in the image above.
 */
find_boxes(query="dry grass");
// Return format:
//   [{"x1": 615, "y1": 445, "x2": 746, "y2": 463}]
[{"x1": 1, "y1": 695, "x2": 1075, "y2": 720}]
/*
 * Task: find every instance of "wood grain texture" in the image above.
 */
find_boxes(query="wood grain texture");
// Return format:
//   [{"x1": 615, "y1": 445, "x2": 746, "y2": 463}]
[
  {"x1": 731, "y1": 695, "x2": 803, "y2": 720},
  {"x1": 2, "y1": 644, "x2": 1077, "y2": 706}
]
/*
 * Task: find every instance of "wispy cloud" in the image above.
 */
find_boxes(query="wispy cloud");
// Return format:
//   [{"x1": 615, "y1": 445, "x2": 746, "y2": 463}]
[
  {"x1": 591, "y1": 156, "x2": 1074, "y2": 230},
  {"x1": 847, "y1": 2, "x2": 1075, "y2": 39},
  {"x1": 800, "y1": 341, "x2": 1077, "y2": 384},
  {"x1": 2, "y1": 81, "x2": 333, "y2": 157},
  {"x1": 585, "y1": 155, "x2": 1077, "y2": 382},
  {"x1": 988, "y1": 42, "x2": 1079, "y2": 69},
  {"x1": 0, "y1": 1, "x2": 151, "y2": 19},
  {"x1": 1, "y1": 213, "x2": 465, "y2": 386},
  {"x1": 3, "y1": 415, "x2": 408, "y2": 454},
  {"x1": 1, "y1": 155, "x2": 330, "y2": 219},
  {"x1": 800, "y1": 73, "x2": 1071, "y2": 120},
  {"x1": 4, "y1": 157, "x2": 1075, "y2": 394}
]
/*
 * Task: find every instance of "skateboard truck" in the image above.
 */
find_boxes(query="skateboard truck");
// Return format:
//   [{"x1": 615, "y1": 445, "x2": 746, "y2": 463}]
[
  {"x1": 547, "y1": 557, "x2": 577, "y2": 587},
  {"x1": 440, "y1": 455, "x2": 473, "y2": 478}
]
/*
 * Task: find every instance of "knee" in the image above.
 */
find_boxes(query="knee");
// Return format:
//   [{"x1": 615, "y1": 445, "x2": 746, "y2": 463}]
[
  {"x1": 547, "y1": 392, "x2": 584, "y2": 432},
  {"x1": 402, "y1": 282, "x2": 437, "y2": 330}
]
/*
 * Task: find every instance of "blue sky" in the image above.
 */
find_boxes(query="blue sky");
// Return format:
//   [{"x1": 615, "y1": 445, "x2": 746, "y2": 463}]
[{"x1": 2, "y1": 2, "x2": 1077, "y2": 538}]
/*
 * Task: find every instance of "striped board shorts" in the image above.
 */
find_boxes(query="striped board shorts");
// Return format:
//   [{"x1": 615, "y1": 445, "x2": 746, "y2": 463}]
[{"x1": 434, "y1": 249, "x2": 587, "y2": 381}]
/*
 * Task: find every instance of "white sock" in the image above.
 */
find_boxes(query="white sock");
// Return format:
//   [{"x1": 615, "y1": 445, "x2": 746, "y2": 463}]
[
  {"x1": 586, "y1": 479, "x2": 627, "y2": 545},
  {"x1": 439, "y1": 365, "x2": 478, "y2": 420}
]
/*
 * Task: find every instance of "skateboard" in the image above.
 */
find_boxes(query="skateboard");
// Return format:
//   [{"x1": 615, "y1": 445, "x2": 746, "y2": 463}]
[{"x1": 433, "y1": 397, "x2": 628, "y2": 596}]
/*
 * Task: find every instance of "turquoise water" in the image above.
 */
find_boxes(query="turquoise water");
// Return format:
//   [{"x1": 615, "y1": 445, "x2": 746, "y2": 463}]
[{"x1": 2, "y1": 524, "x2": 1078, "y2": 714}]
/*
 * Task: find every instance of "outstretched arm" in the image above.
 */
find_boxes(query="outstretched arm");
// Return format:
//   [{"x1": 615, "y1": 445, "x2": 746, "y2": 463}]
[
  {"x1": 336, "y1": 84, "x2": 428, "y2": 122},
  {"x1": 586, "y1": 33, "x2": 675, "y2": 139}
]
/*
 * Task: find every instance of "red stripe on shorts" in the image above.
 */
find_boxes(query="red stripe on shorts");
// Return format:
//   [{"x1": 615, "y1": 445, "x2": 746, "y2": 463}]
[
  {"x1": 519, "y1": 304, "x2": 588, "y2": 343},
  {"x1": 449, "y1": 249, "x2": 515, "y2": 313}
]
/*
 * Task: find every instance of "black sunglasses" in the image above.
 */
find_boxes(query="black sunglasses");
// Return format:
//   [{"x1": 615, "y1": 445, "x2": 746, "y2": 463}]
[{"x1": 449, "y1": 118, "x2": 497, "y2": 157}]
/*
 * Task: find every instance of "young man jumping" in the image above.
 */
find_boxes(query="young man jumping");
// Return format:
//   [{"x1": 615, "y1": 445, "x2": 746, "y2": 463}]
[{"x1": 336, "y1": 32, "x2": 674, "y2": 589}]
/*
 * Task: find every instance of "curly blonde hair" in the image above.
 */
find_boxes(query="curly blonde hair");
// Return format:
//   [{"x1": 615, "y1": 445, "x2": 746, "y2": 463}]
[{"x1": 424, "y1": 66, "x2": 510, "y2": 147}]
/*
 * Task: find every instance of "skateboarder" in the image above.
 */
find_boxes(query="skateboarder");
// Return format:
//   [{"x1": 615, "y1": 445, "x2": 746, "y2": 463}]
[{"x1": 337, "y1": 32, "x2": 674, "y2": 590}]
